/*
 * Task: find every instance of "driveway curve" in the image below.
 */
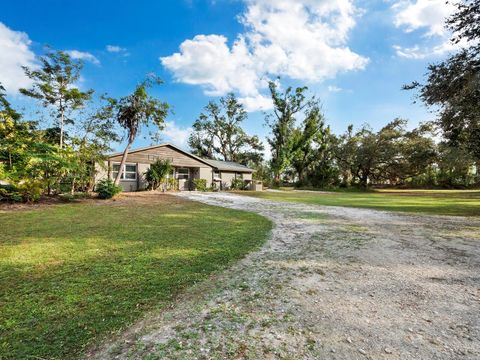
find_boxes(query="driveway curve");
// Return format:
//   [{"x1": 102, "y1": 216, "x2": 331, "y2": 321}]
[{"x1": 92, "y1": 192, "x2": 480, "y2": 359}]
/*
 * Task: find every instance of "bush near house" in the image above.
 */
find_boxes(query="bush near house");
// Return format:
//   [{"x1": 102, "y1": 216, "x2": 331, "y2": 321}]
[
  {"x1": 96, "y1": 179, "x2": 122, "y2": 199},
  {"x1": 193, "y1": 178, "x2": 207, "y2": 191},
  {"x1": 230, "y1": 178, "x2": 247, "y2": 190}
]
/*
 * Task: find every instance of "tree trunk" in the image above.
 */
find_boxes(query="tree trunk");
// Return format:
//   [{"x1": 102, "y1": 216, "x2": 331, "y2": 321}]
[
  {"x1": 114, "y1": 141, "x2": 132, "y2": 185},
  {"x1": 60, "y1": 100, "x2": 64, "y2": 148}
]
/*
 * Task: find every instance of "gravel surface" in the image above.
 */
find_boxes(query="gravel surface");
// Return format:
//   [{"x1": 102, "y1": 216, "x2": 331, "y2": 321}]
[{"x1": 90, "y1": 192, "x2": 480, "y2": 359}]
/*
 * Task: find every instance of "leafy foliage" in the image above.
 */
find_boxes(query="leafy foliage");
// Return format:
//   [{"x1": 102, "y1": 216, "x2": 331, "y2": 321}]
[
  {"x1": 266, "y1": 81, "x2": 317, "y2": 182},
  {"x1": 144, "y1": 159, "x2": 173, "y2": 190},
  {"x1": 193, "y1": 178, "x2": 207, "y2": 191},
  {"x1": 20, "y1": 50, "x2": 93, "y2": 148},
  {"x1": 188, "y1": 93, "x2": 264, "y2": 165},
  {"x1": 111, "y1": 76, "x2": 169, "y2": 184},
  {"x1": 95, "y1": 179, "x2": 122, "y2": 199},
  {"x1": 404, "y1": 0, "x2": 480, "y2": 160}
]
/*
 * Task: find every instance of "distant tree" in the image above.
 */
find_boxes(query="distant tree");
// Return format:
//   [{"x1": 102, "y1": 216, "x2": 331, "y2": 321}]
[
  {"x1": 290, "y1": 104, "x2": 328, "y2": 184},
  {"x1": 70, "y1": 97, "x2": 121, "y2": 192},
  {"x1": 404, "y1": 0, "x2": 480, "y2": 160},
  {"x1": 112, "y1": 77, "x2": 169, "y2": 185},
  {"x1": 266, "y1": 81, "x2": 314, "y2": 182},
  {"x1": 437, "y1": 143, "x2": 477, "y2": 187},
  {"x1": 20, "y1": 50, "x2": 93, "y2": 148},
  {"x1": 188, "y1": 93, "x2": 264, "y2": 165}
]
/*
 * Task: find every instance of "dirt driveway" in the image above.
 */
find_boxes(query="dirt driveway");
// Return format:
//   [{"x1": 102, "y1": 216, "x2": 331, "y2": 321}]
[{"x1": 92, "y1": 192, "x2": 480, "y2": 359}]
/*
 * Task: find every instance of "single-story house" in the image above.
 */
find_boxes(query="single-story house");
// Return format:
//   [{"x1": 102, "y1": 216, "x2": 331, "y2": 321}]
[{"x1": 95, "y1": 143, "x2": 254, "y2": 192}]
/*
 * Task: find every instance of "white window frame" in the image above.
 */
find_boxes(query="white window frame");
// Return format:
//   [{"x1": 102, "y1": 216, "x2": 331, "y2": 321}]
[
  {"x1": 112, "y1": 163, "x2": 137, "y2": 181},
  {"x1": 176, "y1": 168, "x2": 190, "y2": 180}
]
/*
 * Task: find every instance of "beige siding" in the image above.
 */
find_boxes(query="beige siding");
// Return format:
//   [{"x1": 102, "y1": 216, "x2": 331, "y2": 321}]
[
  {"x1": 199, "y1": 167, "x2": 213, "y2": 188},
  {"x1": 108, "y1": 145, "x2": 208, "y2": 168},
  {"x1": 220, "y1": 172, "x2": 236, "y2": 190},
  {"x1": 243, "y1": 173, "x2": 252, "y2": 181},
  {"x1": 137, "y1": 163, "x2": 150, "y2": 190}
]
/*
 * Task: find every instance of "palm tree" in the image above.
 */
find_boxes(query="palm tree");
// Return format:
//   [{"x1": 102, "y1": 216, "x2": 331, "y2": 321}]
[{"x1": 113, "y1": 76, "x2": 169, "y2": 184}]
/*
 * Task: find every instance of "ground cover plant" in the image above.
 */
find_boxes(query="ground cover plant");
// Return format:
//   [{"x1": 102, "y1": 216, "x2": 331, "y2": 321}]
[
  {"x1": 0, "y1": 193, "x2": 272, "y2": 359},
  {"x1": 237, "y1": 189, "x2": 480, "y2": 217}
]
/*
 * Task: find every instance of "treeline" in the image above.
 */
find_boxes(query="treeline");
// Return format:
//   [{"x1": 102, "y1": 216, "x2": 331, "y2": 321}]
[{"x1": 188, "y1": 0, "x2": 479, "y2": 189}]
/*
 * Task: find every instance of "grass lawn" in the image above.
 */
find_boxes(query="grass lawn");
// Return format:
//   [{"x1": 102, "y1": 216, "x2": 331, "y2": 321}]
[
  {"x1": 237, "y1": 189, "x2": 480, "y2": 216},
  {"x1": 0, "y1": 193, "x2": 272, "y2": 359}
]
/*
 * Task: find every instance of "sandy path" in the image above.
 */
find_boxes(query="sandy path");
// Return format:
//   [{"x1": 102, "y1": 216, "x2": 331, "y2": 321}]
[{"x1": 91, "y1": 192, "x2": 480, "y2": 359}]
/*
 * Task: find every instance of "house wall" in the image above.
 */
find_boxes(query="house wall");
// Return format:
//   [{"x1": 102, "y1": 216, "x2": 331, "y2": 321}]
[
  {"x1": 243, "y1": 173, "x2": 252, "y2": 181},
  {"x1": 199, "y1": 167, "x2": 213, "y2": 188},
  {"x1": 219, "y1": 172, "x2": 236, "y2": 190},
  {"x1": 137, "y1": 163, "x2": 150, "y2": 190}
]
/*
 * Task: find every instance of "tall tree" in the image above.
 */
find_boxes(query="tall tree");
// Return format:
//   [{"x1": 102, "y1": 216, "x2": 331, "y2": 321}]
[
  {"x1": 188, "y1": 93, "x2": 264, "y2": 165},
  {"x1": 404, "y1": 0, "x2": 480, "y2": 160},
  {"x1": 290, "y1": 104, "x2": 328, "y2": 183},
  {"x1": 0, "y1": 83, "x2": 20, "y2": 121},
  {"x1": 266, "y1": 81, "x2": 314, "y2": 182},
  {"x1": 112, "y1": 77, "x2": 169, "y2": 184},
  {"x1": 20, "y1": 50, "x2": 93, "y2": 148}
]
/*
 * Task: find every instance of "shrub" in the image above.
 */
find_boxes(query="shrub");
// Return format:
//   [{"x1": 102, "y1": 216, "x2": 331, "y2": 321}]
[
  {"x1": 144, "y1": 160, "x2": 173, "y2": 190},
  {"x1": 17, "y1": 180, "x2": 43, "y2": 202},
  {"x1": 230, "y1": 178, "x2": 246, "y2": 190},
  {"x1": 167, "y1": 178, "x2": 178, "y2": 191},
  {"x1": 193, "y1": 179, "x2": 207, "y2": 191},
  {"x1": 0, "y1": 184, "x2": 22, "y2": 202},
  {"x1": 96, "y1": 179, "x2": 122, "y2": 199}
]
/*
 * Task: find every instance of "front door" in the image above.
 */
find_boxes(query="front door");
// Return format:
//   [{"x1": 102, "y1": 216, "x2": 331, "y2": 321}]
[{"x1": 176, "y1": 168, "x2": 190, "y2": 190}]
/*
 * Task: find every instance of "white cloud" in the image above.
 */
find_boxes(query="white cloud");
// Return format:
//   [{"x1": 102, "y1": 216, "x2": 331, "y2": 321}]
[
  {"x1": 392, "y1": 0, "x2": 460, "y2": 59},
  {"x1": 162, "y1": 120, "x2": 192, "y2": 148},
  {"x1": 65, "y1": 50, "x2": 100, "y2": 65},
  {"x1": 393, "y1": 0, "x2": 456, "y2": 37},
  {"x1": 328, "y1": 85, "x2": 342, "y2": 92},
  {"x1": 106, "y1": 45, "x2": 124, "y2": 53},
  {"x1": 0, "y1": 22, "x2": 37, "y2": 94},
  {"x1": 106, "y1": 45, "x2": 129, "y2": 56},
  {"x1": 161, "y1": 0, "x2": 368, "y2": 111}
]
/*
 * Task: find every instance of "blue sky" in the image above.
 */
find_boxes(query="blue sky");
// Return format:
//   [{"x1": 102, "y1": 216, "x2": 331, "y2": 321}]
[{"x1": 0, "y1": 0, "x2": 459, "y2": 152}]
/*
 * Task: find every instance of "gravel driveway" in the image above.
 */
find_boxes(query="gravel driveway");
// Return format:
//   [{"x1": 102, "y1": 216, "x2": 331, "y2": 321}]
[{"x1": 91, "y1": 192, "x2": 480, "y2": 359}]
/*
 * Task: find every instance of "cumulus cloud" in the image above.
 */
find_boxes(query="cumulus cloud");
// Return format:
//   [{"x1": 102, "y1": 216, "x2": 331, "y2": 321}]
[
  {"x1": 0, "y1": 22, "x2": 37, "y2": 94},
  {"x1": 65, "y1": 50, "x2": 100, "y2": 64},
  {"x1": 392, "y1": 0, "x2": 460, "y2": 59},
  {"x1": 162, "y1": 120, "x2": 192, "y2": 148},
  {"x1": 161, "y1": 0, "x2": 368, "y2": 111}
]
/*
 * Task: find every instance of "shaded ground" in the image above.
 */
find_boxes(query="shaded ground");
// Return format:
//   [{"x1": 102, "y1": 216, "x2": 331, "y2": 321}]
[{"x1": 91, "y1": 192, "x2": 480, "y2": 359}]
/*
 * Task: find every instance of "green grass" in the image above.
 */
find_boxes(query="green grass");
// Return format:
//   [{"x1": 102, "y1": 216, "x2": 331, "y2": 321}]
[
  {"x1": 236, "y1": 189, "x2": 480, "y2": 216},
  {"x1": 0, "y1": 195, "x2": 272, "y2": 359}
]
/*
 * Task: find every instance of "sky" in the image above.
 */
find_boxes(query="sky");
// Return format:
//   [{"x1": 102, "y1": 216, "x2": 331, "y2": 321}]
[{"x1": 0, "y1": 0, "x2": 461, "y2": 153}]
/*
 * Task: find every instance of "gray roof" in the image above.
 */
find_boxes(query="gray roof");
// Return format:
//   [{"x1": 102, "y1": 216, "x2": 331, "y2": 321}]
[
  {"x1": 201, "y1": 159, "x2": 254, "y2": 173},
  {"x1": 107, "y1": 143, "x2": 254, "y2": 173}
]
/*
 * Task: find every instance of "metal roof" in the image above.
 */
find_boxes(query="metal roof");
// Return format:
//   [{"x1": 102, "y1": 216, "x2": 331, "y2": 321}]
[
  {"x1": 107, "y1": 143, "x2": 254, "y2": 173},
  {"x1": 201, "y1": 159, "x2": 254, "y2": 173}
]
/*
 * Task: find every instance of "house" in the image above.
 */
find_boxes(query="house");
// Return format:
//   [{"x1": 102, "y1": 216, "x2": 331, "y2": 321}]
[{"x1": 95, "y1": 143, "x2": 254, "y2": 192}]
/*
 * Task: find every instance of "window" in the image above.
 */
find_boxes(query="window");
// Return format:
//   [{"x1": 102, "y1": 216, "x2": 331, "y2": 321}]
[
  {"x1": 176, "y1": 168, "x2": 189, "y2": 180},
  {"x1": 112, "y1": 163, "x2": 137, "y2": 181}
]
